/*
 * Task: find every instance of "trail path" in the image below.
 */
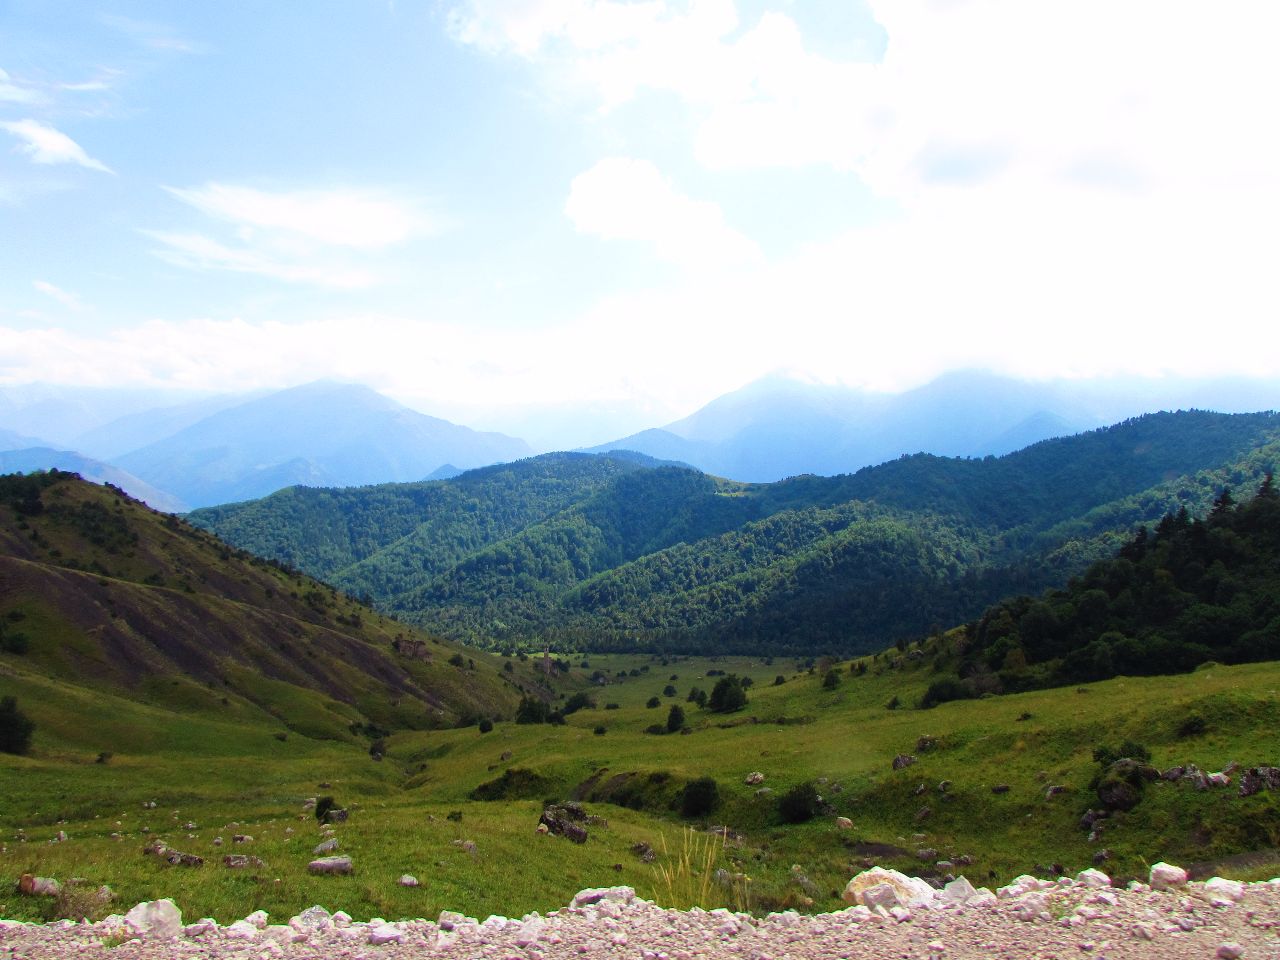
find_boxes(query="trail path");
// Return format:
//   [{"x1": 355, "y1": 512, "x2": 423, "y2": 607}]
[{"x1": 3, "y1": 874, "x2": 1279, "y2": 959}]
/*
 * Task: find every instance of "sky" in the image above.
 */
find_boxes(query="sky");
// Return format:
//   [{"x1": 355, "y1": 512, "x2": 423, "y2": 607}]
[{"x1": 3, "y1": 0, "x2": 1280, "y2": 446}]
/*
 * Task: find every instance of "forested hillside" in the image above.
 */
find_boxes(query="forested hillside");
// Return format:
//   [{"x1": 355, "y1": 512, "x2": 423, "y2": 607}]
[
  {"x1": 918, "y1": 475, "x2": 1280, "y2": 705},
  {"x1": 191, "y1": 412, "x2": 1280, "y2": 656}
]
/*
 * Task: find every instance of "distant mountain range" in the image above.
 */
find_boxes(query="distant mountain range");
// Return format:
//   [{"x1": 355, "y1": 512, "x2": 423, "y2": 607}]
[
  {"x1": 2, "y1": 371, "x2": 1279, "y2": 510},
  {"x1": 0, "y1": 381, "x2": 530, "y2": 510},
  {"x1": 190, "y1": 411, "x2": 1280, "y2": 656},
  {"x1": 589, "y1": 370, "x2": 1280, "y2": 481}
]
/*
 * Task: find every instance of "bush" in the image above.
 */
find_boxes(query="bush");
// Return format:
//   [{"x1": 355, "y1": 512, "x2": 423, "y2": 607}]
[
  {"x1": 478, "y1": 717, "x2": 494, "y2": 733},
  {"x1": 708, "y1": 676, "x2": 747, "y2": 713},
  {"x1": 680, "y1": 776, "x2": 721, "y2": 818},
  {"x1": 515, "y1": 696, "x2": 550, "y2": 724},
  {"x1": 593, "y1": 725, "x2": 607, "y2": 735},
  {"x1": 563, "y1": 692, "x2": 595, "y2": 714},
  {"x1": 314, "y1": 796, "x2": 336, "y2": 822},
  {"x1": 1092, "y1": 740, "x2": 1151, "y2": 766},
  {"x1": 368, "y1": 738, "x2": 386, "y2": 761},
  {"x1": 0, "y1": 696, "x2": 34, "y2": 755},
  {"x1": 773, "y1": 675, "x2": 786, "y2": 686},
  {"x1": 778, "y1": 782, "x2": 821, "y2": 824},
  {"x1": 822, "y1": 669, "x2": 840, "y2": 689},
  {"x1": 663, "y1": 684, "x2": 677, "y2": 697},
  {"x1": 1177, "y1": 714, "x2": 1207, "y2": 738},
  {"x1": 646, "y1": 696, "x2": 661, "y2": 709},
  {"x1": 666, "y1": 704, "x2": 685, "y2": 733}
]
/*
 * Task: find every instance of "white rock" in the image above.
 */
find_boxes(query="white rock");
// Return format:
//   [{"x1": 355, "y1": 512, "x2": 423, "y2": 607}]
[
  {"x1": 572, "y1": 886, "x2": 636, "y2": 907},
  {"x1": 889, "y1": 905, "x2": 913, "y2": 923},
  {"x1": 842, "y1": 867, "x2": 936, "y2": 908},
  {"x1": 224, "y1": 919, "x2": 259, "y2": 940},
  {"x1": 1150, "y1": 862, "x2": 1189, "y2": 890},
  {"x1": 745, "y1": 772, "x2": 765, "y2": 785},
  {"x1": 332, "y1": 910, "x2": 352, "y2": 928},
  {"x1": 289, "y1": 906, "x2": 333, "y2": 934},
  {"x1": 842, "y1": 905, "x2": 873, "y2": 922},
  {"x1": 516, "y1": 917, "x2": 546, "y2": 947},
  {"x1": 398, "y1": 874, "x2": 420, "y2": 887},
  {"x1": 940, "y1": 876, "x2": 977, "y2": 905},
  {"x1": 368, "y1": 923, "x2": 403, "y2": 945},
  {"x1": 967, "y1": 888, "x2": 998, "y2": 908},
  {"x1": 861, "y1": 882, "x2": 902, "y2": 911},
  {"x1": 481, "y1": 915, "x2": 511, "y2": 931},
  {"x1": 1203, "y1": 877, "x2": 1244, "y2": 902},
  {"x1": 1012, "y1": 893, "x2": 1050, "y2": 922},
  {"x1": 124, "y1": 899, "x2": 184, "y2": 940},
  {"x1": 438, "y1": 910, "x2": 470, "y2": 930},
  {"x1": 244, "y1": 909, "x2": 269, "y2": 929},
  {"x1": 183, "y1": 920, "x2": 217, "y2": 938},
  {"x1": 1076, "y1": 868, "x2": 1111, "y2": 888},
  {"x1": 835, "y1": 816, "x2": 853, "y2": 830}
]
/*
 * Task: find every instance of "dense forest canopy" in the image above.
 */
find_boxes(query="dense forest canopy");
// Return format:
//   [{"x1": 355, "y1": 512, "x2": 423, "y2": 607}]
[{"x1": 190, "y1": 412, "x2": 1280, "y2": 656}]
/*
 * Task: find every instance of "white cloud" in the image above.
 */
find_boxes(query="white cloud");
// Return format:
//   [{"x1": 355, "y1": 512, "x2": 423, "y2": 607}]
[
  {"x1": 0, "y1": 119, "x2": 113, "y2": 173},
  {"x1": 164, "y1": 184, "x2": 421, "y2": 249},
  {"x1": 32, "y1": 280, "x2": 85, "y2": 311},
  {"x1": 0, "y1": 67, "x2": 40, "y2": 104},
  {"x1": 145, "y1": 231, "x2": 377, "y2": 290},
  {"x1": 565, "y1": 157, "x2": 759, "y2": 269},
  {"x1": 149, "y1": 183, "x2": 427, "y2": 287}
]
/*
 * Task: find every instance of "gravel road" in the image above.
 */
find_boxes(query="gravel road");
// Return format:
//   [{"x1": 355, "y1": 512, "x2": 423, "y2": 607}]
[{"x1": 4, "y1": 874, "x2": 1279, "y2": 959}]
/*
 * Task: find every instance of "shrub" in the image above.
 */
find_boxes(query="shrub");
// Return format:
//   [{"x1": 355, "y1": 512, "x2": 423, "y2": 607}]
[
  {"x1": 663, "y1": 684, "x2": 677, "y2": 697},
  {"x1": 1092, "y1": 740, "x2": 1152, "y2": 766},
  {"x1": 773, "y1": 675, "x2": 786, "y2": 686},
  {"x1": 885, "y1": 695, "x2": 900, "y2": 710},
  {"x1": 0, "y1": 696, "x2": 34, "y2": 755},
  {"x1": 515, "y1": 696, "x2": 550, "y2": 724},
  {"x1": 605, "y1": 703, "x2": 620, "y2": 710},
  {"x1": 667, "y1": 704, "x2": 685, "y2": 733},
  {"x1": 646, "y1": 696, "x2": 661, "y2": 709},
  {"x1": 563, "y1": 692, "x2": 596, "y2": 714},
  {"x1": 368, "y1": 738, "x2": 386, "y2": 761},
  {"x1": 778, "y1": 782, "x2": 821, "y2": 824},
  {"x1": 645, "y1": 723, "x2": 667, "y2": 735},
  {"x1": 314, "y1": 796, "x2": 336, "y2": 822},
  {"x1": 593, "y1": 725, "x2": 607, "y2": 735},
  {"x1": 822, "y1": 669, "x2": 840, "y2": 689},
  {"x1": 478, "y1": 718, "x2": 494, "y2": 733},
  {"x1": 680, "y1": 777, "x2": 721, "y2": 818},
  {"x1": 707, "y1": 676, "x2": 747, "y2": 713},
  {"x1": 1177, "y1": 714, "x2": 1208, "y2": 738}
]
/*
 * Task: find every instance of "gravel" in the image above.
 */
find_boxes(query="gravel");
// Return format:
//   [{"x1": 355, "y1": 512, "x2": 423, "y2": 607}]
[{"x1": 4, "y1": 874, "x2": 1280, "y2": 959}]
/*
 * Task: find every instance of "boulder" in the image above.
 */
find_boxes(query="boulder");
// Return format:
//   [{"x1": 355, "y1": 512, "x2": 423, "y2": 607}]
[
  {"x1": 313, "y1": 839, "x2": 339, "y2": 854},
  {"x1": 892, "y1": 754, "x2": 917, "y2": 770},
  {"x1": 1203, "y1": 877, "x2": 1244, "y2": 903},
  {"x1": 17, "y1": 874, "x2": 60, "y2": 897},
  {"x1": 123, "y1": 899, "x2": 183, "y2": 939},
  {"x1": 939, "y1": 876, "x2": 977, "y2": 905},
  {"x1": 289, "y1": 906, "x2": 333, "y2": 934},
  {"x1": 1075, "y1": 868, "x2": 1111, "y2": 888},
  {"x1": 308, "y1": 856, "x2": 353, "y2": 875},
  {"x1": 835, "y1": 817, "x2": 853, "y2": 830},
  {"x1": 1239, "y1": 766, "x2": 1280, "y2": 797},
  {"x1": 398, "y1": 875, "x2": 419, "y2": 887},
  {"x1": 572, "y1": 886, "x2": 635, "y2": 907},
  {"x1": 222, "y1": 854, "x2": 264, "y2": 869},
  {"x1": 842, "y1": 867, "x2": 935, "y2": 909},
  {"x1": 1149, "y1": 862, "x2": 1188, "y2": 890},
  {"x1": 744, "y1": 772, "x2": 765, "y2": 785},
  {"x1": 916, "y1": 735, "x2": 938, "y2": 752}
]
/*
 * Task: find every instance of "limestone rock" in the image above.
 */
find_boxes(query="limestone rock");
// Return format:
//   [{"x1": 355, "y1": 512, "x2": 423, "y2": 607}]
[
  {"x1": 18, "y1": 874, "x2": 60, "y2": 897},
  {"x1": 398, "y1": 874, "x2": 419, "y2": 887},
  {"x1": 1076, "y1": 868, "x2": 1111, "y2": 888},
  {"x1": 1149, "y1": 862, "x2": 1188, "y2": 890},
  {"x1": 744, "y1": 772, "x2": 765, "y2": 785},
  {"x1": 124, "y1": 899, "x2": 183, "y2": 939},
  {"x1": 842, "y1": 867, "x2": 935, "y2": 909},
  {"x1": 1203, "y1": 877, "x2": 1244, "y2": 902},
  {"x1": 835, "y1": 816, "x2": 853, "y2": 830},
  {"x1": 308, "y1": 855, "x2": 353, "y2": 875},
  {"x1": 313, "y1": 838, "x2": 339, "y2": 854}
]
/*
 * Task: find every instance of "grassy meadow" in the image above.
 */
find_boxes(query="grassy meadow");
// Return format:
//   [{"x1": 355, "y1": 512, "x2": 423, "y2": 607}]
[{"x1": 4, "y1": 642, "x2": 1280, "y2": 924}]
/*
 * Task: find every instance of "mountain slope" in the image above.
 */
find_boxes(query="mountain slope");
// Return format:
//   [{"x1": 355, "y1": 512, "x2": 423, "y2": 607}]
[
  {"x1": 193, "y1": 412, "x2": 1280, "y2": 656},
  {"x1": 115, "y1": 381, "x2": 531, "y2": 508},
  {"x1": 0, "y1": 470, "x2": 522, "y2": 738},
  {"x1": 0, "y1": 447, "x2": 183, "y2": 513}
]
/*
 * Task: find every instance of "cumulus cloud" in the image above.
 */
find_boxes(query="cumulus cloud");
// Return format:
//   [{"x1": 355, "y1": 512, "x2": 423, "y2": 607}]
[
  {"x1": 565, "y1": 157, "x2": 759, "y2": 269},
  {"x1": 0, "y1": 119, "x2": 112, "y2": 172}
]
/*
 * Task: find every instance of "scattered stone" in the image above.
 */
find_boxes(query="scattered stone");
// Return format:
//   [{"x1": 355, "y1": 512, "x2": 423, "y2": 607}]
[
  {"x1": 940, "y1": 876, "x2": 978, "y2": 905},
  {"x1": 1149, "y1": 862, "x2": 1188, "y2": 890},
  {"x1": 992, "y1": 784, "x2": 1010, "y2": 794},
  {"x1": 914, "y1": 806, "x2": 932, "y2": 822},
  {"x1": 1203, "y1": 877, "x2": 1245, "y2": 903},
  {"x1": 244, "y1": 910, "x2": 269, "y2": 929},
  {"x1": 289, "y1": 906, "x2": 332, "y2": 934},
  {"x1": 308, "y1": 855, "x2": 353, "y2": 875},
  {"x1": 938, "y1": 780, "x2": 952, "y2": 793},
  {"x1": 368, "y1": 922, "x2": 404, "y2": 945},
  {"x1": 232, "y1": 834, "x2": 253, "y2": 843},
  {"x1": 893, "y1": 754, "x2": 917, "y2": 770},
  {"x1": 313, "y1": 838, "x2": 339, "y2": 854},
  {"x1": 1044, "y1": 784, "x2": 1068, "y2": 798},
  {"x1": 835, "y1": 816, "x2": 853, "y2": 830},
  {"x1": 451, "y1": 839, "x2": 478, "y2": 854},
  {"x1": 745, "y1": 771, "x2": 765, "y2": 785},
  {"x1": 1217, "y1": 944, "x2": 1245, "y2": 959},
  {"x1": 916, "y1": 735, "x2": 938, "y2": 752},
  {"x1": 224, "y1": 919, "x2": 258, "y2": 940},
  {"x1": 631, "y1": 842, "x2": 656, "y2": 862},
  {"x1": 1239, "y1": 766, "x2": 1280, "y2": 797},
  {"x1": 222, "y1": 854, "x2": 264, "y2": 869},
  {"x1": 916, "y1": 848, "x2": 938, "y2": 862},
  {"x1": 398, "y1": 874, "x2": 420, "y2": 887},
  {"x1": 17, "y1": 874, "x2": 60, "y2": 897}
]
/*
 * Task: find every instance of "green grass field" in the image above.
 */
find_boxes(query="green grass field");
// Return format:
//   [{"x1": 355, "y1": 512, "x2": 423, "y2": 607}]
[{"x1": 5, "y1": 645, "x2": 1280, "y2": 924}]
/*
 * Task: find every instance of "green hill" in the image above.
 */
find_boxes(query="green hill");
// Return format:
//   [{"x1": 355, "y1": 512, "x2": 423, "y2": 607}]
[
  {"x1": 0, "y1": 470, "x2": 526, "y2": 745},
  {"x1": 190, "y1": 412, "x2": 1280, "y2": 656}
]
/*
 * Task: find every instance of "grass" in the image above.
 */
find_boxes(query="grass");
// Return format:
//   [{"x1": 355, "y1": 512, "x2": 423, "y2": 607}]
[{"x1": 3, "y1": 643, "x2": 1280, "y2": 924}]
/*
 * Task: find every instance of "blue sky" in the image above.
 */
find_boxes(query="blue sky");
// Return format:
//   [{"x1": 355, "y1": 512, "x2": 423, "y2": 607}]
[{"x1": 3, "y1": 1, "x2": 1279, "y2": 446}]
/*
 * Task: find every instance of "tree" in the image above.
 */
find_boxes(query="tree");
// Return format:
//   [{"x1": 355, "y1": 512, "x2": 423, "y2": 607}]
[
  {"x1": 666, "y1": 703, "x2": 685, "y2": 733},
  {"x1": 515, "y1": 696, "x2": 550, "y2": 724},
  {"x1": 0, "y1": 697, "x2": 34, "y2": 755},
  {"x1": 707, "y1": 676, "x2": 747, "y2": 713},
  {"x1": 681, "y1": 777, "x2": 720, "y2": 817},
  {"x1": 822, "y1": 669, "x2": 840, "y2": 689}
]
